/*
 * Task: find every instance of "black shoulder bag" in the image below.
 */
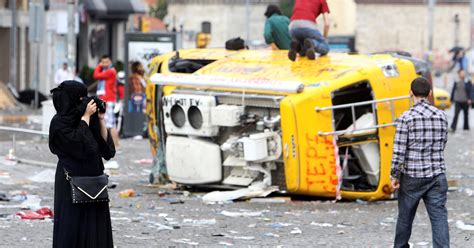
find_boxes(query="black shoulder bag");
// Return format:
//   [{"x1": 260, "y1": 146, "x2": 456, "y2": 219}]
[{"x1": 64, "y1": 169, "x2": 109, "y2": 204}]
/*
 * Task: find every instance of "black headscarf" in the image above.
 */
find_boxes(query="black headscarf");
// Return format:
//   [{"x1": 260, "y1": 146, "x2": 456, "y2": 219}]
[{"x1": 49, "y1": 80, "x2": 88, "y2": 155}]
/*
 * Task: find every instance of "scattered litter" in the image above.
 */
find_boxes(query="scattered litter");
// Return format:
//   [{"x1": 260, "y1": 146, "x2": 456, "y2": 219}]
[
  {"x1": 0, "y1": 157, "x2": 17, "y2": 166},
  {"x1": 133, "y1": 159, "x2": 153, "y2": 164},
  {"x1": 383, "y1": 217, "x2": 396, "y2": 223},
  {"x1": 456, "y1": 220, "x2": 474, "y2": 231},
  {"x1": 20, "y1": 195, "x2": 42, "y2": 210},
  {"x1": 249, "y1": 197, "x2": 290, "y2": 203},
  {"x1": 247, "y1": 223, "x2": 256, "y2": 228},
  {"x1": 220, "y1": 210, "x2": 263, "y2": 218},
  {"x1": 21, "y1": 185, "x2": 39, "y2": 190},
  {"x1": 107, "y1": 183, "x2": 118, "y2": 189},
  {"x1": 337, "y1": 230, "x2": 345, "y2": 234},
  {"x1": 271, "y1": 223, "x2": 292, "y2": 228},
  {"x1": 212, "y1": 233, "x2": 226, "y2": 237},
  {"x1": 35, "y1": 207, "x2": 53, "y2": 218},
  {"x1": 290, "y1": 227, "x2": 302, "y2": 235},
  {"x1": 219, "y1": 242, "x2": 234, "y2": 246},
  {"x1": 28, "y1": 169, "x2": 55, "y2": 183},
  {"x1": 264, "y1": 232, "x2": 280, "y2": 237},
  {"x1": 310, "y1": 222, "x2": 333, "y2": 227},
  {"x1": 416, "y1": 241, "x2": 429, "y2": 246},
  {"x1": 355, "y1": 199, "x2": 368, "y2": 205},
  {"x1": 119, "y1": 189, "x2": 136, "y2": 198},
  {"x1": 172, "y1": 239, "x2": 198, "y2": 245},
  {"x1": 123, "y1": 235, "x2": 154, "y2": 240},
  {"x1": 228, "y1": 235, "x2": 255, "y2": 240},
  {"x1": 132, "y1": 217, "x2": 145, "y2": 222},
  {"x1": 104, "y1": 161, "x2": 120, "y2": 170},
  {"x1": 111, "y1": 217, "x2": 131, "y2": 221},
  {"x1": 158, "y1": 213, "x2": 168, "y2": 218},
  {"x1": 183, "y1": 218, "x2": 217, "y2": 226},
  {"x1": 0, "y1": 193, "x2": 9, "y2": 201},
  {"x1": 15, "y1": 209, "x2": 49, "y2": 220},
  {"x1": 153, "y1": 222, "x2": 174, "y2": 231},
  {"x1": 0, "y1": 171, "x2": 11, "y2": 179},
  {"x1": 0, "y1": 204, "x2": 22, "y2": 209},
  {"x1": 202, "y1": 183, "x2": 278, "y2": 203},
  {"x1": 162, "y1": 198, "x2": 184, "y2": 204},
  {"x1": 465, "y1": 188, "x2": 474, "y2": 197},
  {"x1": 380, "y1": 222, "x2": 390, "y2": 226}
]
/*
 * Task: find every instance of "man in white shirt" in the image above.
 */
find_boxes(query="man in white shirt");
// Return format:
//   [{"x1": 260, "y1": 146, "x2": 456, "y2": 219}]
[{"x1": 54, "y1": 62, "x2": 72, "y2": 85}]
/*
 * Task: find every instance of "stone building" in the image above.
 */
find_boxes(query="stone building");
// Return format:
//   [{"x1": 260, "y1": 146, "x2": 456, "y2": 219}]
[
  {"x1": 165, "y1": 0, "x2": 356, "y2": 49},
  {"x1": 355, "y1": 0, "x2": 470, "y2": 69}
]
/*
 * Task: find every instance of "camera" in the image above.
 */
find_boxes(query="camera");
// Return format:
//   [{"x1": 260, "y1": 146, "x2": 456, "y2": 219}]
[{"x1": 82, "y1": 96, "x2": 106, "y2": 114}]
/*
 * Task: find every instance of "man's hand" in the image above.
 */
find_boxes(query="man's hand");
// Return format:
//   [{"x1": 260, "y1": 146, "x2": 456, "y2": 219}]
[
  {"x1": 391, "y1": 178, "x2": 400, "y2": 190},
  {"x1": 468, "y1": 100, "x2": 472, "y2": 106},
  {"x1": 98, "y1": 112, "x2": 105, "y2": 120}
]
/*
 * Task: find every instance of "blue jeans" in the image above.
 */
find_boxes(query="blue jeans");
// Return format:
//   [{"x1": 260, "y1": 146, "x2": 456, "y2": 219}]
[
  {"x1": 290, "y1": 27, "x2": 329, "y2": 55},
  {"x1": 395, "y1": 173, "x2": 449, "y2": 248}
]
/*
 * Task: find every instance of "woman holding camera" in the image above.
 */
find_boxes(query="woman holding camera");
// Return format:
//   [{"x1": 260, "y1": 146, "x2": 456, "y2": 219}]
[{"x1": 49, "y1": 80, "x2": 115, "y2": 248}]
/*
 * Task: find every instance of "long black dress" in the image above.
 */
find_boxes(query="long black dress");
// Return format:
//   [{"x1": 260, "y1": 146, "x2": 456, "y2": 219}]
[{"x1": 49, "y1": 81, "x2": 115, "y2": 248}]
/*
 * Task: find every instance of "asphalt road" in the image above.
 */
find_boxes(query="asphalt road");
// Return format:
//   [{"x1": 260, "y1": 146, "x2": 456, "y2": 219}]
[{"x1": 0, "y1": 89, "x2": 473, "y2": 247}]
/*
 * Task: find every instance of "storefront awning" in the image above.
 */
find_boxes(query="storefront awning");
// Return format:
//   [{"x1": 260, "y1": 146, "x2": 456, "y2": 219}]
[{"x1": 86, "y1": 0, "x2": 146, "y2": 20}]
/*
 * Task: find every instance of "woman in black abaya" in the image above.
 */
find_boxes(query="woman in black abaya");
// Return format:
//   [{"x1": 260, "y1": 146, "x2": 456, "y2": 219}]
[{"x1": 49, "y1": 80, "x2": 115, "y2": 248}]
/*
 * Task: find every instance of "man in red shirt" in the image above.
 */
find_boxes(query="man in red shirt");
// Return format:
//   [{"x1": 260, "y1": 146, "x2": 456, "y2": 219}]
[
  {"x1": 93, "y1": 55, "x2": 120, "y2": 148},
  {"x1": 288, "y1": 0, "x2": 331, "y2": 61}
]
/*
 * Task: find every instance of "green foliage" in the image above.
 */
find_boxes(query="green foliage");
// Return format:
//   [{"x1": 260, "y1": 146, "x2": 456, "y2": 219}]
[
  {"x1": 280, "y1": 0, "x2": 294, "y2": 18},
  {"x1": 149, "y1": 0, "x2": 168, "y2": 20}
]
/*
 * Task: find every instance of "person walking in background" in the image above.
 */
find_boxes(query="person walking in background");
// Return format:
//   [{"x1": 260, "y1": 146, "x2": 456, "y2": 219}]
[
  {"x1": 263, "y1": 4, "x2": 291, "y2": 50},
  {"x1": 391, "y1": 77, "x2": 449, "y2": 248},
  {"x1": 288, "y1": 0, "x2": 331, "y2": 61},
  {"x1": 93, "y1": 55, "x2": 120, "y2": 149},
  {"x1": 54, "y1": 62, "x2": 72, "y2": 86},
  {"x1": 450, "y1": 69, "x2": 472, "y2": 131}
]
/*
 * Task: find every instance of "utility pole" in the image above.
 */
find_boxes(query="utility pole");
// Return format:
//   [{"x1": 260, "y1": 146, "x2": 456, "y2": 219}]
[
  {"x1": 471, "y1": 0, "x2": 474, "y2": 49},
  {"x1": 454, "y1": 14, "x2": 460, "y2": 47},
  {"x1": 9, "y1": 0, "x2": 18, "y2": 90},
  {"x1": 67, "y1": 0, "x2": 76, "y2": 74},
  {"x1": 427, "y1": 0, "x2": 436, "y2": 61},
  {"x1": 246, "y1": 0, "x2": 250, "y2": 45}
]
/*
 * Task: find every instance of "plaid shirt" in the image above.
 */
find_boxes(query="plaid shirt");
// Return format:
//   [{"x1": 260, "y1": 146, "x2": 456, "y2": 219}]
[{"x1": 391, "y1": 100, "x2": 448, "y2": 179}]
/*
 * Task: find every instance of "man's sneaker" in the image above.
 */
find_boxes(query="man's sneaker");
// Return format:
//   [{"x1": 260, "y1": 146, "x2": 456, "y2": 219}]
[
  {"x1": 304, "y1": 38, "x2": 316, "y2": 60},
  {"x1": 288, "y1": 50, "x2": 297, "y2": 61},
  {"x1": 290, "y1": 39, "x2": 300, "y2": 53}
]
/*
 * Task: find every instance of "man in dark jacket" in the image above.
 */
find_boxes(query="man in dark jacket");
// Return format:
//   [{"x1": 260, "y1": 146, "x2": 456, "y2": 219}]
[
  {"x1": 263, "y1": 5, "x2": 291, "y2": 50},
  {"x1": 450, "y1": 69, "x2": 472, "y2": 131}
]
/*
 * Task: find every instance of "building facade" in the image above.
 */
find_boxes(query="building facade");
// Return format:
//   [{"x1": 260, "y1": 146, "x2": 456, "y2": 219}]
[{"x1": 356, "y1": 0, "x2": 471, "y2": 69}]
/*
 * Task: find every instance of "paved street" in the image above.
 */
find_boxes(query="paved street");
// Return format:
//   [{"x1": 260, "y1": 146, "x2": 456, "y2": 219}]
[{"x1": 0, "y1": 102, "x2": 473, "y2": 247}]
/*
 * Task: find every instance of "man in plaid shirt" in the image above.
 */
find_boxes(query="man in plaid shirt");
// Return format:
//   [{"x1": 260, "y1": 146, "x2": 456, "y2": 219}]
[{"x1": 391, "y1": 77, "x2": 449, "y2": 248}]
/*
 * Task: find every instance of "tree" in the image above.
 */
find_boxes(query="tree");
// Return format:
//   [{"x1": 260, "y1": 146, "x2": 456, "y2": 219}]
[
  {"x1": 280, "y1": 0, "x2": 294, "y2": 18},
  {"x1": 149, "y1": 0, "x2": 168, "y2": 20}
]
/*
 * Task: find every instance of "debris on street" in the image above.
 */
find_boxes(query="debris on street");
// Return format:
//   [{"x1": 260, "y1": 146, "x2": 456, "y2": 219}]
[
  {"x1": 456, "y1": 220, "x2": 474, "y2": 231},
  {"x1": 220, "y1": 210, "x2": 263, "y2": 218},
  {"x1": 119, "y1": 189, "x2": 136, "y2": 198},
  {"x1": 28, "y1": 169, "x2": 55, "y2": 183}
]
